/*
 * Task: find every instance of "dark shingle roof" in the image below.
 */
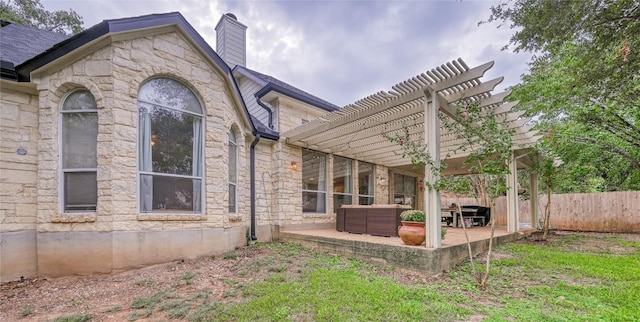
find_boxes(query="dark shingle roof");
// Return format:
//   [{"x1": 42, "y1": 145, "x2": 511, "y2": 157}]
[
  {"x1": 0, "y1": 22, "x2": 70, "y2": 66},
  {"x1": 237, "y1": 66, "x2": 341, "y2": 112}
]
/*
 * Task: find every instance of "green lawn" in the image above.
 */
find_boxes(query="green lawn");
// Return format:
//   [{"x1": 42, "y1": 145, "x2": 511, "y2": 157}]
[{"x1": 167, "y1": 233, "x2": 640, "y2": 321}]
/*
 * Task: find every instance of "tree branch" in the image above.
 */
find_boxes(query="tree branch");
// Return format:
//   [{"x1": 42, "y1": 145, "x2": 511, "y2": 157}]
[{"x1": 574, "y1": 137, "x2": 640, "y2": 170}]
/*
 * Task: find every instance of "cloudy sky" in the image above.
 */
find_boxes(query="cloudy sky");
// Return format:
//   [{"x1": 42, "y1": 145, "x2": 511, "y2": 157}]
[{"x1": 42, "y1": 0, "x2": 530, "y2": 107}]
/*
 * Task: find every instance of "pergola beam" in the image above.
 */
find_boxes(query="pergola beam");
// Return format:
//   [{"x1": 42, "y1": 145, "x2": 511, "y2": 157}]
[
  {"x1": 303, "y1": 120, "x2": 538, "y2": 167},
  {"x1": 368, "y1": 137, "x2": 541, "y2": 168},
  {"x1": 317, "y1": 114, "x2": 532, "y2": 156}
]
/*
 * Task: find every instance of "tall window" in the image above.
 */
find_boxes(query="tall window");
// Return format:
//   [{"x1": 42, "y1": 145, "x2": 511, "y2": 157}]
[
  {"x1": 333, "y1": 156, "x2": 352, "y2": 213},
  {"x1": 394, "y1": 173, "x2": 416, "y2": 208},
  {"x1": 358, "y1": 161, "x2": 375, "y2": 205},
  {"x1": 138, "y1": 78, "x2": 203, "y2": 213},
  {"x1": 228, "y1": 129, "x2": 237, "y2": 213},
  {"x1": 302, "y1": 149, "x2": 326, "y2": 213},
  {"x1": 61, "y1": 90, "x2": 98, "y2": 212}
]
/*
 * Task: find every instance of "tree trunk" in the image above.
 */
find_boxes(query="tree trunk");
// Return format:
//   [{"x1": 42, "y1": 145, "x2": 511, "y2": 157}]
[{"x1": 542, "y1": 185, "x2": 551, "y2": 240}]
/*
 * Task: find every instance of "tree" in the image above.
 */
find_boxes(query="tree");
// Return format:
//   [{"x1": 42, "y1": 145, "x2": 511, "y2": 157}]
[
  {"x1": 511, "y1": 43, "x2": 640, "y2": 191},
  {"x1": 386, "y1": 100, "x2": 515, "y2": 289},
  {"x1": 484, "y1": 0, "x2": 640, "y2": 191},
  {"x1": 0, "y1": 0, "x2": 83, "y2": 35},
  {"x1": 525, "y1": 142, "x2": 561, "y2": 240}
]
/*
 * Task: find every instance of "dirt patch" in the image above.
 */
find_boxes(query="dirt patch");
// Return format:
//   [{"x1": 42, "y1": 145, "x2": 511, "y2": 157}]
[
  {"x1": 1, "y1": 246, "x2": 270, "y2": 321},
  {"x1": 520, "y1": 230, "x2": 640, "y2": 255}
]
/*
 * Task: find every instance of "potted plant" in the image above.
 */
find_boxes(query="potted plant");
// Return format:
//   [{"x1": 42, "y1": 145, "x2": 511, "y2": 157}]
[{"x1": 398, "y1": 209, "x2": 426, "y2": 245}]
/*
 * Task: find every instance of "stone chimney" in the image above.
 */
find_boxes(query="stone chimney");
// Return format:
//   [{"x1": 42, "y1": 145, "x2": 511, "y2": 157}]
[{"x1": 215, "y1": 13, "x2": 247, "y2": 68}]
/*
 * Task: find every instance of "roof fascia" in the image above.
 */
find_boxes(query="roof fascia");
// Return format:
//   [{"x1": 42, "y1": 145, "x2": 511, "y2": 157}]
[
  {"x1": 15, "y1": 20, "x2": 110, "y2": 81},
  {"x1": 0, "y1": 78, "x2": 37, "y2": 94},
  {"x1": 255, "y1": 83, "x2": 338, "y2": 113},
  {"x1": 232, "y1": 66, "x2": 268, "y2": 87},
  {"x1": 0, "y1": 60, "x2": 17, "y2": 80},
  {"x1": 29, "y1": 36, "x2": 112, "y2": 80}
]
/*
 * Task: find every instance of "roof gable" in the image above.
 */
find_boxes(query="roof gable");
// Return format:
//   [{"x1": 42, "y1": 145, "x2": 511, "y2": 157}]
[{"x1": 14, "y1": 12, "x2": 232, "y2": 82}]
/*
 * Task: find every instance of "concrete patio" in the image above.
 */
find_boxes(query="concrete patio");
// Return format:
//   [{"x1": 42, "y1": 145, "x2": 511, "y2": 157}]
[{"x1": 278, "y1": 224, "x2": 530, "y2": 275}]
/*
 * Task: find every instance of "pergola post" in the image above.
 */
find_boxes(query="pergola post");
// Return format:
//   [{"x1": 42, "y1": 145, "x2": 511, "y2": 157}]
[
  {"x1": 506, "y1": 153, "x2": 519, "y2": 232},
  {"x1": 424, "y1": 88, "x2": 441, "y2": 248},
  {"x1": 529, "y1": 173, "x2": 539, "y2": 230}
]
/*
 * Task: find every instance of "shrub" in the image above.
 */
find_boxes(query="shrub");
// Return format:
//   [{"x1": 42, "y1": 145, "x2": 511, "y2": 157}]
[{"x1": 400, "y1": 209, "x2": 425, "y2": 222}]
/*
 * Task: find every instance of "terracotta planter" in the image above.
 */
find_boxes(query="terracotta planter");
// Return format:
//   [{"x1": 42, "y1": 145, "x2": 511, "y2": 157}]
[{"x1": 398, "y1": 221, "x2": 426, "y2": 246}]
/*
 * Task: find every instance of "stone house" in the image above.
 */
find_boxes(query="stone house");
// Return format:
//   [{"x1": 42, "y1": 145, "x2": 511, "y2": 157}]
[
  {"x1": 1, "y1": 12, "x2": 537, "y2": 282},
  {"x1": 0, "y1": 12, "x2": 384, "y2": 282}
]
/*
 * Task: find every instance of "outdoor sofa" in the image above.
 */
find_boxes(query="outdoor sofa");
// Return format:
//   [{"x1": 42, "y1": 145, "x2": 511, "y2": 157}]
[{"x1": 337, "y1": 204, "x2": 412, "y2": 237}]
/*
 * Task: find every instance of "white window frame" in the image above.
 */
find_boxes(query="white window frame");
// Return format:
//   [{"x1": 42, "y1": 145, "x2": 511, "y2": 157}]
[
  {"x1": 358, "y1": 161, "x2": 375, "y2": 205},
  {"x1": 228, "y1": 128, "x2": 237, "y2": 213},
  {"x1": 394, "y1": 173, "x2": 417, "y2": 209},
  {"x1": 59, "y1": 89, "x2": 98, "y2": 213},
  {"x1": 333, "y1": 156, "x2": 353, "y2": 213},
  {"x1": 302, "y1": 149, "x2": 327, "y2": 214},
  {"x1": 137, "y1": 78, "x2": 204, "y2": 214}
]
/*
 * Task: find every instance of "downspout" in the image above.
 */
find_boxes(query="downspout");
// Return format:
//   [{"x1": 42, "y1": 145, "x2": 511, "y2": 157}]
[
  {"x1": 255, "y1": 94, "x2": 274, "y2": 129},
  {"x1": 250, "y1": 133, "x2": 260, "y2": 241}
]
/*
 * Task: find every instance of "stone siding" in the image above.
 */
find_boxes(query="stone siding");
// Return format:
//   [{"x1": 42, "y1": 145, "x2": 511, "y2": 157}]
[
  {"x1": 277, "y1": 97, "x2": 327, "y2": 133},
  {"x1": 254, "y1": 140, "x2": 275, "y2": 225},
  {"x1": 268, "y1": 96, "x2": 401, "y2": 226},
  {"x1": 272, "y1": 98, "x2": 334, "y2": 226},
  {"x1": 272, "y1": 141, "x2": 304, "y2": 226},
  {"x1": 0, "y1": 84, "x2": 40, "y2": 281},
  {"x1": 374, "y1": 165, "x2": 390, "y2": 204},
  {"x1": 0, "y1": 86, "x2": 39, "y2": 232}
]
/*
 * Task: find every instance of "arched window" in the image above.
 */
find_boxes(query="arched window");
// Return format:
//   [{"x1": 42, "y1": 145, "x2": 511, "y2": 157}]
[
  {"x1": 60, "y1": 90, "x2": 98, "y2": 212},
  {"x1": 228, "y1": 129, "x2": 237, "y2": 213},
  {"x1": 138, "y1": 78, "x2": 203, "y2": 213}
]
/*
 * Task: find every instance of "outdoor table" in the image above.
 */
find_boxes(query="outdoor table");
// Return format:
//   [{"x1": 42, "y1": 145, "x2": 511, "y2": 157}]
[
  {"x1": 441, "y1": 207, "x2": 459, "y2": 227},
  {"x1": 442, "y1": 207, "x2": 488, "y2": 227}
]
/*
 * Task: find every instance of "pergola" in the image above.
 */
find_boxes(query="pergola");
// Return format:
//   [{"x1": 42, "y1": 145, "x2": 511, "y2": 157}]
[{"x1": 282, "y1": 58, "x2": 541, "y2": 248}]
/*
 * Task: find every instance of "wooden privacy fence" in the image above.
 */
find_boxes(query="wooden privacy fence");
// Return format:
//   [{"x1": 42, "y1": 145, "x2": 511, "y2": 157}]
[{"x1": 443, "y1": 190, "x2": 640, "y2": 233}]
